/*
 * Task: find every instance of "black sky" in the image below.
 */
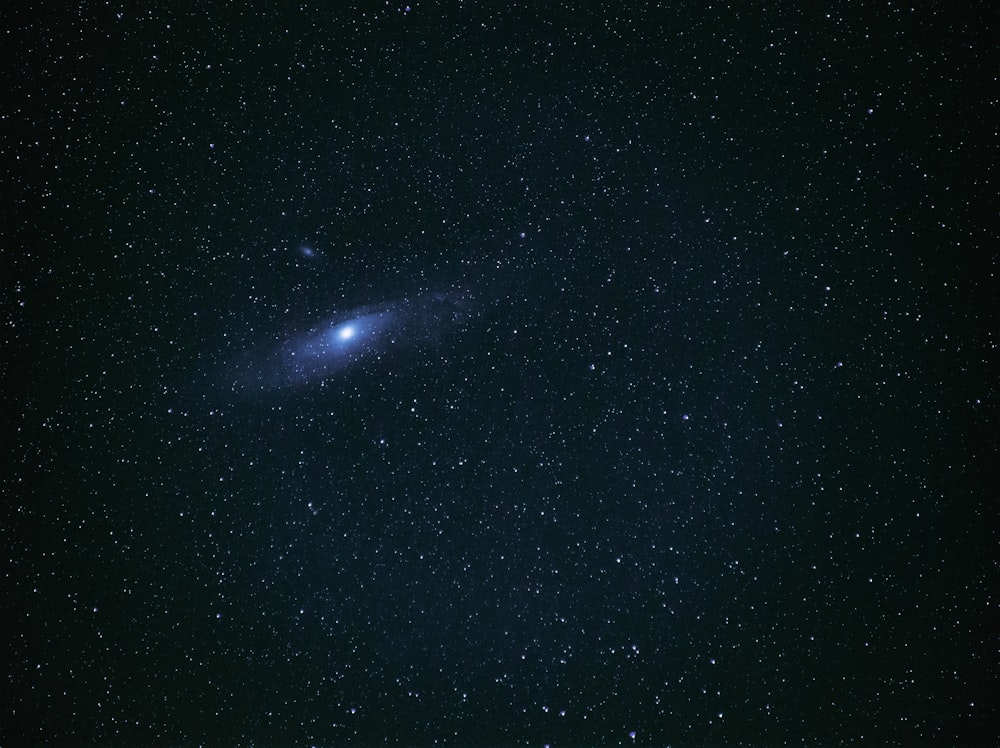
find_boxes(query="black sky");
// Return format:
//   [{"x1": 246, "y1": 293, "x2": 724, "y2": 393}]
[{"x1": 3, "y1": 3, "x2": 996, "y2": 746}]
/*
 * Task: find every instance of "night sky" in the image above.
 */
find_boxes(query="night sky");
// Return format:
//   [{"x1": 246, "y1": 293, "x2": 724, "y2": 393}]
[{"x1": 4, "y1": 3, "x2": 996, "y2": 747}]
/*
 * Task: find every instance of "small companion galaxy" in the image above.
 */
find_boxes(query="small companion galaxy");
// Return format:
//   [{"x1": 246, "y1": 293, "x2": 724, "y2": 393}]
[{"x1": 4, "y1": 4, "x2": 994, "y2": 746}]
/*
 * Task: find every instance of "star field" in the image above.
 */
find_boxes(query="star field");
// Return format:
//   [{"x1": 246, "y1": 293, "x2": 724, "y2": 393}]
[{"x1": 3, "y1": 4, "x2": 995, "y2": 746}]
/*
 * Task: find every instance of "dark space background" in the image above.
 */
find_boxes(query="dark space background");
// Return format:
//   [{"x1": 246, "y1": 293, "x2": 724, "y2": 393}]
[{"x1": 3, "y1": 3, "x2": 996, "y2": 746}]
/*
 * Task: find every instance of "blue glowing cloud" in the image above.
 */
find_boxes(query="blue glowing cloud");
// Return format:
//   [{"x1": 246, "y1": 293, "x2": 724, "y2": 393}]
[{"x1": 220, "y1": 288, "x2": 475, "y2": 393}]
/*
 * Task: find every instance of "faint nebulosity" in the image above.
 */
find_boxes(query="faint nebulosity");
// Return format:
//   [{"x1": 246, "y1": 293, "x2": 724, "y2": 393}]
[
  {"x1": 4, "y1": 4, "x2": 995, "y2": 746},
  {"x1": 220, "y1": 287, "x2": 477, "y2": 393}
]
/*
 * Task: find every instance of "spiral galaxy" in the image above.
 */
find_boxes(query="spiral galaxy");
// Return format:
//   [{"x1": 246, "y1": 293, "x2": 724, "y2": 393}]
[{"x1": 220, "y1": 288, "x2": 476, "y2": 393}]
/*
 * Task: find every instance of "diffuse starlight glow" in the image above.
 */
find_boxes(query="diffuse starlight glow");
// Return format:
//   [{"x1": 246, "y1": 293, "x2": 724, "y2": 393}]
[
  {"x1": 222, "y1": 288, "x2": 476, "y2": 393},
  {"x1": 294, "y1": 312, "x2": 394, "y2": 364}
]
